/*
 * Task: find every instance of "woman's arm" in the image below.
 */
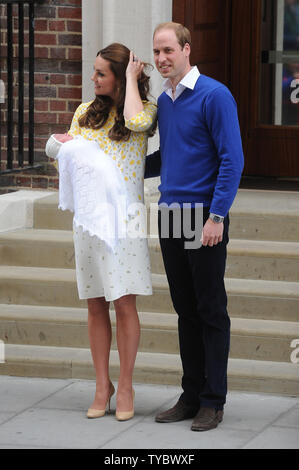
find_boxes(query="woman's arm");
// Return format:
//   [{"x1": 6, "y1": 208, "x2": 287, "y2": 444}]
[
  {"x1": 124, "y1": 51, "x2": 144, "y2": 120},
  {"x1": 45, "y1": 102, "x2": 84, "y2": 168}
]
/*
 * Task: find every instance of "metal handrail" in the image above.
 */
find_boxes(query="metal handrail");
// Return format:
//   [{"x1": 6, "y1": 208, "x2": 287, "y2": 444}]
[{"x1": 0, "y1": 0, "x2": 43, "y2": 174}]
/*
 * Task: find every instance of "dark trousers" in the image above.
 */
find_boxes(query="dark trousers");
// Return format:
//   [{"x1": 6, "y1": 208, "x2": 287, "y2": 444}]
[{"x1": 158, "y1": 207, "x2": 230, "y2": 410}]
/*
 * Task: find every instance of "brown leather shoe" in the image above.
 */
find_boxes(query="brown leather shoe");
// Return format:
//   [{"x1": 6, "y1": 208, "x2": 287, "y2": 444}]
[
  {"x1": 155, "y1": 399, "x2": 198, "y2": 423},
  {"x1": 191, "y1": 407, "x2": 224, "y2": 431}
]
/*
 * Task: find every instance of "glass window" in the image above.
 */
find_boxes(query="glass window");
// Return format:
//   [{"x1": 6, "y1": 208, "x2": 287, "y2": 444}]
[{"x1": 260, "y1": 0, "x2": 299, "y2": 126}]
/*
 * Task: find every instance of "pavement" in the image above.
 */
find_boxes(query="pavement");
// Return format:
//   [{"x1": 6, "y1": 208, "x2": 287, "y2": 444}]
[{"x1": 0, "y1": 375, "x2": 298, "y2": 451}]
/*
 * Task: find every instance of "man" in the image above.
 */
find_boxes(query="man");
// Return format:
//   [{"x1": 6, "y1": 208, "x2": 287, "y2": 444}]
[{"x1": 145, "y1": 22, "x2": 244, "y2": 431}]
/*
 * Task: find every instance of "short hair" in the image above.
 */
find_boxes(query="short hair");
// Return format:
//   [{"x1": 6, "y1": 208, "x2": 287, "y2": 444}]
[{"x1": 153, "y1": 22, "x2": 192, "y2": 49}]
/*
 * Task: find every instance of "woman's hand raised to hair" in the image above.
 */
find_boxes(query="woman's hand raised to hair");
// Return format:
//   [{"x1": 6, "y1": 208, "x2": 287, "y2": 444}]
[
  {"x1": 126, "y1": 51, "x2": 144, "y2": 81},
  {"x1": 124, "y1": 51, "x2": 145, "y2": 121}
]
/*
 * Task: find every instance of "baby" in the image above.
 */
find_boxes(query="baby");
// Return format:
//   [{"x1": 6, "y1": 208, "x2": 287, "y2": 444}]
[{"x1": 45, "y1": 133, "x2": 73, "y2": 160}]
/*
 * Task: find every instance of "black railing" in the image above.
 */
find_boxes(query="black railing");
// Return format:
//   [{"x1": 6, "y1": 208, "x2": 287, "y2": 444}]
[{"x1": 0, "y1": 0, "x2": 41, "y2": 174}]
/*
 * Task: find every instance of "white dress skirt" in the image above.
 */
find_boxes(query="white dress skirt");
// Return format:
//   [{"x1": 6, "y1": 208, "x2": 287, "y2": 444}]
[{"x1": 73, "y1": 224, "x2": 152, "y2": 301}]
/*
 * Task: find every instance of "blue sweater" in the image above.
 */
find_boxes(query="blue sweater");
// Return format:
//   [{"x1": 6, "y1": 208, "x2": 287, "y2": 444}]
[{"x1": 145, "y1": 74, "x2": 244, "y2": 217}]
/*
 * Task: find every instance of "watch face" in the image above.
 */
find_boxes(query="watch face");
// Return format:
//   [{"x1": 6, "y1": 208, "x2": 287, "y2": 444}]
[{"x1": 210, "y1": 214, "x2": 223, "y2": 223}]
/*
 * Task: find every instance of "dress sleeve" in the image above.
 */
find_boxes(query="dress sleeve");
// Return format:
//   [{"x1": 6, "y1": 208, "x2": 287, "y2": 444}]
[
  {"x1": 125, "y1": 101, "x2": 157, "y2": 133},
  {"x1": 48, "y1": 103, "x2": 88, "y2": 172},
  {"x1": 68, "y1": 103, "x2": 85, "y2": 137}
]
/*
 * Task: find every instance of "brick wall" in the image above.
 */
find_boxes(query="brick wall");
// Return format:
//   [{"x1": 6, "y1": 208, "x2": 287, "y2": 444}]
[{"x1": 0, "y1": 0, "x2": 82, "y2": 192}]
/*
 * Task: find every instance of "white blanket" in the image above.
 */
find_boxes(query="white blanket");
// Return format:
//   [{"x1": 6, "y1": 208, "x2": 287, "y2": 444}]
[{"x1": 56, "y1": 136, "x2": 129, "y2": 251}]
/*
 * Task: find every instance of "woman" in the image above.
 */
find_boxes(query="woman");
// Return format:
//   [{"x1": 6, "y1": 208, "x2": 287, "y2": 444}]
[{"x1": 47, "y1": 43, "x2": 157, "y2": 421}]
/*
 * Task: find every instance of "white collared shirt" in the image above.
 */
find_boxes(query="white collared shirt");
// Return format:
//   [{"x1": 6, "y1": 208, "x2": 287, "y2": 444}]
[{"x1": 163, "y1": 66, "x2": 200, "y2": 102}]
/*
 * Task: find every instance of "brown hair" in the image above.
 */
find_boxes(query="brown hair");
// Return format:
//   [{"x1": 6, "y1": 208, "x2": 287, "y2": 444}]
[
  {"x1": 153, "y1": 22, "x2": 192, "y2": 49},
  {"x1": 78, "y1": 43, "x2": 154, "y2": 141}
]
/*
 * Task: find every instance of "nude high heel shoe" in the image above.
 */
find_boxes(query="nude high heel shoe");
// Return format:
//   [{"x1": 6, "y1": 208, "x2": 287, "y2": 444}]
[
  {"x1": 86, "y1": 382, "x2": 115, "y2": 419},
  {"x1": 115, "y1": 389, "x2": 135, "y2": 421}
]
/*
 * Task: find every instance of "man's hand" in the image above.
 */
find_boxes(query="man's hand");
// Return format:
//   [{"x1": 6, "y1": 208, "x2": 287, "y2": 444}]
[{"x1": 201, "y1": 218, "x2": 224, "y2": 247}]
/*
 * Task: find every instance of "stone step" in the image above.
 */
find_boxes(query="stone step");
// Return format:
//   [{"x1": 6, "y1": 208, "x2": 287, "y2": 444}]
[
  {"x1": 2, "y1": 188, "x2": 299, "y2": 398},
  {"x1": 1, "y1": 304, "x2": 299, "y2": 363},
  {"x1": 32, "y1": 190, "x2": 299, "y2": 241},
  {"x1": 0, "y1": 266, "x2": 299, "y2": 321},
  {"x1": 149, "y1": 237, "x2": 299, "y2": 282},
  {"x1": 33, "y1": 193, "x2": 73, "y2": 231},
  {"x1": 227, "y1": 189, "x2": 299, "y2": 242},
  {"x1": 0, "y1": 304, "x2": 178, "y2": 356},
  {"x1": 0, "y1": 229, "x2": 76, "y2": 270},
  {"x1": 2, "y1": 229, "x2": 299, "y2": 282},
  {"x1": 1, "y1": 343, "x2": 298, "y2": 396},
  {"x1": 226, "y1": 239, "x2": 299, "y2": 282}
]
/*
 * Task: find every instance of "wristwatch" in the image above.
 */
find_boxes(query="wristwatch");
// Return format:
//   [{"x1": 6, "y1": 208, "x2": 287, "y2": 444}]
[{"x1": 209, "y1": 213, "x2": 224, "y2": 224}]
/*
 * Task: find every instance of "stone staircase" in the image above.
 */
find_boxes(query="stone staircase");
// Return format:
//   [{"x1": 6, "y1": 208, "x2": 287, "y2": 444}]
[{"x1": 0, "y1": 189, "x2": 299, "y2": 396}]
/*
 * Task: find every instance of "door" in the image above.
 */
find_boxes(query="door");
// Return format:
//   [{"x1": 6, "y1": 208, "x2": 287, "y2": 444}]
[
  {"x1": 173, "y1": 0, "x2": 232, "y2": 85},
  {"x1": 173, "y1": 0, "x2": 299, "y2": 177},
  {"x1": 231, "y1": 0, "x2": 299, "y2": 176}
]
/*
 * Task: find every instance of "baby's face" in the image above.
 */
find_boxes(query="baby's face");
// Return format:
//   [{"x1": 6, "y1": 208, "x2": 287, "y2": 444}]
[{"x1": 54, "y1": 134, "x2": 73, "y2": 143}]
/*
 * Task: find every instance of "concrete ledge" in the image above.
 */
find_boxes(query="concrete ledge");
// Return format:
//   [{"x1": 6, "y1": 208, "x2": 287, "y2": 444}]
[
  {"x1": 0, "y1": 266, "x2": 298, "y2": 320},
  {"x1": 2, "y1": 344, "x2": 299, "y2": 396},
  {"x1": 33, "y1": 190, "x2": 299, "y2": 241},
  {"x1": 33, "y1": 192, "x2": 73, "y2": 231},
  {"x1": 0, "y1": 190, "x2": 54, "y2": 233},
  {"x1": 2, "y1": 228, "x2": 299, "y2": 281},
  {"x1": 231, "y1": 189, "x2": 299, "y2": 216},
  {"x1": 1, "y1": 304, "x2": 299, "y2": 363}
]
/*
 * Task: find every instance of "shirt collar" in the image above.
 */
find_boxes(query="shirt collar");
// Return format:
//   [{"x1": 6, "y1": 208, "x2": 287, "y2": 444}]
[{"x1": 163, "y1": 66, "x2": 200, "y2": 93}]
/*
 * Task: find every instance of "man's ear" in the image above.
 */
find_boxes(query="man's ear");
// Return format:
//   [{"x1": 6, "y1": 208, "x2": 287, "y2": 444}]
[{"x1": 183, "y1": 43, "x2": 191, "y2": 58}]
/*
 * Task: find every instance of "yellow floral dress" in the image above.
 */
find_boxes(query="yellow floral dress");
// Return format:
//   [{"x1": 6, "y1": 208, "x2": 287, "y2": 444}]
[{"x1": 68, "y1": 100, "x2": 157, "y2": 301}]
